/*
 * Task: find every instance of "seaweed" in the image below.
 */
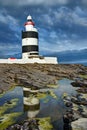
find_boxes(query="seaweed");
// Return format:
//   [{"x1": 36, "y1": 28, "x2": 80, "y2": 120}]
[
  {"x1": 0, "y1": 84, "x2": 16, "y2": 98},
  {"x1": 79, "y1": 74, "x2": 87, "y2": 79},
  {"x1": 36, "y1": 92, "x2": 47, "y2": 99},
  {"x1": 0, "y1": 98, "x2": 22, "y2": 129},
  {"x1": 0, "y1": 98, "x2": 19, "y2": 116},
  {"x1": 0, "y1": 112, "x2": 22, "y2": 130},
  {"x1": 38, "y1": 117, "x2": 53, "y2": 130},
  {"x1": 49, "y1": 90, "x2": 57, "y2": 99},
  {"x1": 43, "y1": 98, "x2": 50, "y2": 103},
  {"x1": 47, "y1": 84, "x2": 58, "y2": 88},
  {"x1": 62, "y1": 92, "x2": 68, "y2": 99}
]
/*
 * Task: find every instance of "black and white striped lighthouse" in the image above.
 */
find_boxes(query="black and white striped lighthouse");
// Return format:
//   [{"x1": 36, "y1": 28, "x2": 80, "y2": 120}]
[{"x1": 22, "y1": 15, "x2": 39, "y2": 59}]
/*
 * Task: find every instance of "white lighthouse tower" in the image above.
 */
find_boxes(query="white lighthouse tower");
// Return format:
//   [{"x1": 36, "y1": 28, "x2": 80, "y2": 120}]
[{"x1": 22, "y1": 15, "x2": 39, "y2": 59}]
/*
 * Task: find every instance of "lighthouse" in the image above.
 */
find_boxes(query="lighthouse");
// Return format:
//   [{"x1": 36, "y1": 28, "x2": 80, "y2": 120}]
[
  {"x1": 0, "y1": 15, "x2": 58, "y2": 64},
  {"x1": 22, "y1": 15, "x2": 39, "y2": 59}
]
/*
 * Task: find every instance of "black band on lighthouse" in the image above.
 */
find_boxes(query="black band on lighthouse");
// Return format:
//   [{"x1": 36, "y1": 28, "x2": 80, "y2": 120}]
[
  {"x1": 24, "y1": 103, "x2": 40, "y2": 111},
  {"x1": 22, "y1": 31, "x2": 38, "y2": 39},
  {"x1": 22, "y1": 45, "x2": 38, "y2": 53}
]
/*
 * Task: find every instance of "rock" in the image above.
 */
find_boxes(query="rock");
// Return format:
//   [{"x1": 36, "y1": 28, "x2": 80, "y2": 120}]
[
  {"x1": 71, "y1": 97, "x2": 77, "y2": 103},
  {"x1": 81, "y1": 112, "x2": 87, "y2": 118},
  {"x1": 63, "y1": 115, "x2": 70, "y2": 124},
  {"x1": 71, "y1": 80, "x2": 87, "y2": 88},
  {"x1": 71, "y1": 118, "x2": 87, "y2": 130},
  {"x1": 0, "y1": 64, "x2": 86, "y2": 93},
  {"x1": 76, "y1": 88, "x2": 87, "y2": 94},
  {"x1": 14, "y1": 124, "x2": 21, "y2": 129},
  {"x1": 76, "y1": 93, "x2": 82, "y2": 98},
  {"x1": 77, "y1": 107, "x2": 83, "y2": 113},
  {"x1": 10, "y1": 125, "x2": 15, "y2": 130},
  {"x1": 6, "y1": 100, "x2": 12, "y2": 104},
  {"x1": 71, "y1": 96, "x2": 87, "y2": 105},
  {"x1": 81, "y1": 106, "x2": 87, "y2": 118},
  {"x1": 66, "y1": 109, "x2": 74, "y2": 115},
  {"x1": 63, "y1": 96, "x2": 71, "y2": 101},
  {"x1": 71, "y1": 81, "x2": 83, "y2": 87},
  {"x1": 63, "y1": 123, "x2": 72, "y2": 130},
  {"x1": 65, "y1": 101, "x2": 73, "y2": 107},
  {"x1": 6, "y1": 119, "x2": 40, "y2": 130},
  {"x1": 63, "y1": 110, "x2": 74, "y2": 123},
  {"x1": 23, "y1": 121, "x2": 29, "y2": 126},
  {"x1": 72, "y1": 111, "x2": 80, "y2": 121}
]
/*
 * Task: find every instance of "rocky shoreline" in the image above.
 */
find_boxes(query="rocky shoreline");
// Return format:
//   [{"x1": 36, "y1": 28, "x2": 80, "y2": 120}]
[
  {"x1": 0, "y1": 63, "x2": 87, "y2": 93},
  {"x1": 0, "y1": 63, "x2": 87, "y2": 130},
  {"x1": 63, "y1": 78, "x2": 87, "y2": 130}
]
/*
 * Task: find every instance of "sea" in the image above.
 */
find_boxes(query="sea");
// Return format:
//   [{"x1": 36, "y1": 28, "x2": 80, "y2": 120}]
[
  {"x1": 43, "y1": 49, "x2": 87, "y2": 66},
  {"x1": 58, "y1": 58, "x2": 87, "y2": 66},
  {"x1": 58, "y1": 55, "x2": 87, "y2": 66}
]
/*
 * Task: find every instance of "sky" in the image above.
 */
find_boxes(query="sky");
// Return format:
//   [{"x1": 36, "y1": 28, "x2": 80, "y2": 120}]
[{"x1": 0, "y1": 0, "x2": 87, "y2": 57}]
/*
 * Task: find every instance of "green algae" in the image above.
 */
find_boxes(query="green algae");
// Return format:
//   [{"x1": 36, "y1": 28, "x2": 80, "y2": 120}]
[
  {"x1": 79, "y1": 74, "x2": 87, "y2": 79},
  {"x1": 36, "y1": 92, "x2": 47, "y2": 99},
  {"x1": 38, "y1": 117, "x2": 53, "y2": 130},
  {"x1": 49, "y1": 90, "x2": 57, "y2": 99},
  {"x1": 0, "y1": 84, "x2": 17, "y2": 98},
  {"x1": 8, "y1": 84, "x2": 17, "y2": 91},
  {"x1": 0, "y1": 112, "x2": 22, "y2": 130},
  {"x1": 36, "y1": 90, "x2": 58, "y2": 102},
  {"x1": 47, "y1": 84, "x2": 58, "y2": 88},
  {"x1": 0, "y1": 98, "x2": 19, "y2": 116},
  {"x1": 43, "y1": 98, "x2": 50, "y2": 103},
  {"x1": 0, "y1": 98, "x2": 22, "y2": 130},
  {"x1": 0, "y1": 91, "x2": 6, "y2": 98},
  {"x1": 62, "y1": 92, "x2": 68, "y2": 99},
  {"x1": 36, "y1": 89, "x2": 58, "y2": 103}
]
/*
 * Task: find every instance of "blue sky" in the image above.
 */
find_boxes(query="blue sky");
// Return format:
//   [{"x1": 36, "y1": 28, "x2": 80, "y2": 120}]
[{"x1": 0, "y1": 0, "x2": 87, "y2": 57}]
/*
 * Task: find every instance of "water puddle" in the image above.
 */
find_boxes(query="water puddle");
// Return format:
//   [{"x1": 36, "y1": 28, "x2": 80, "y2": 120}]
[{"x1": 0, "y1": 78, "x2": 77, "y2": 130}]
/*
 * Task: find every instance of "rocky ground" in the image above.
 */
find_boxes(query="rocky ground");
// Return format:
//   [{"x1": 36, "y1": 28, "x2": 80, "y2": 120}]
[
  {"x1": 63, "y1": 77, "x2": 87, "y2": 130},
  {"x1": 0, "y1": 63, "x2": 87, "y2": 93},
  {"x1": 0, "y1": 63, "x2": 87, "y2": 130}
]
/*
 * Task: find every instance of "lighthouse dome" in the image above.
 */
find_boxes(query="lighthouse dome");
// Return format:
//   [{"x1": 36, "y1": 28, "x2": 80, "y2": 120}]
[
  {"x1": 27, "y1": 15, "x2": 32, "y2": 20},
  {"x1": 24, "y1": 15, "x2": 35, "y2": 27}
]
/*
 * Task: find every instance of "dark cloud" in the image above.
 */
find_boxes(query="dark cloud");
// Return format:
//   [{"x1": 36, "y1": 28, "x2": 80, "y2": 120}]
[
  {"x1": 0, "y1": 0, "x2": 87, "y2": 57},
  {"x1": 0, "y1": 0, "x2": 69, "y2": 6}
]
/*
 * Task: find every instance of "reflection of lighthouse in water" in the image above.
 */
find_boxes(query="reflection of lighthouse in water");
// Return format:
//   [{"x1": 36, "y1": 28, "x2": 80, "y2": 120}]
[{"x1": 23, "y1": 87, "x2": 40, "y2": 118}]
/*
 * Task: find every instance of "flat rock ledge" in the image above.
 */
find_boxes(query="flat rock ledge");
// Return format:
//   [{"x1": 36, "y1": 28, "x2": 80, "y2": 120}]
[
  {"x1": 0, "y1": 63, "x2": 86, "y2": 93},
  {"x1": 71, "y1": 118, "x2": 87, "y2": 130}
]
